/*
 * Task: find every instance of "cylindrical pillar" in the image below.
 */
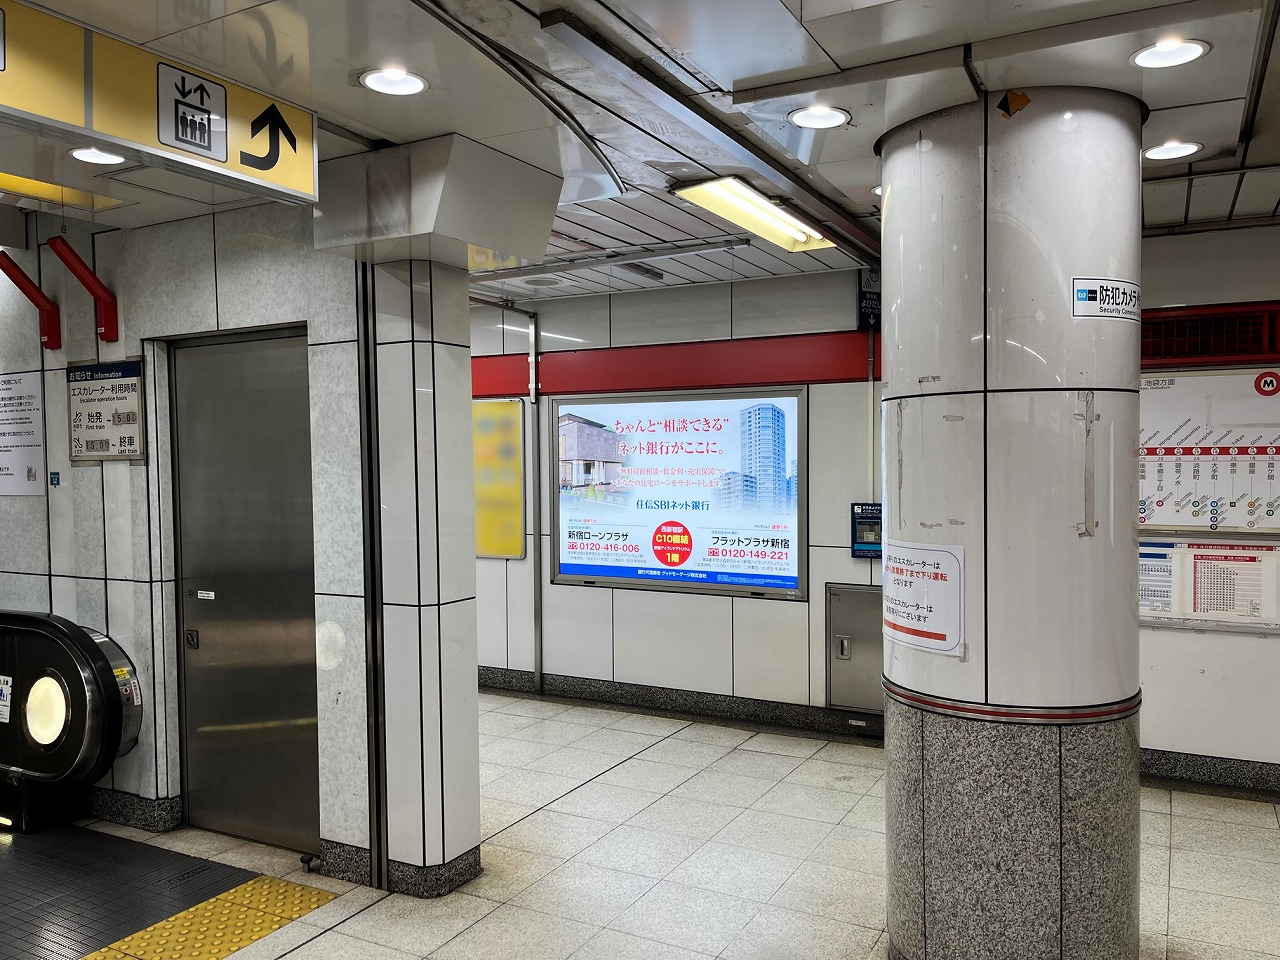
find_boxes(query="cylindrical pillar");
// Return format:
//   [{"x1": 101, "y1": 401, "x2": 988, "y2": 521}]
[{"x1": 879, "y1": 87, "x2": 1142, "y2": 960}]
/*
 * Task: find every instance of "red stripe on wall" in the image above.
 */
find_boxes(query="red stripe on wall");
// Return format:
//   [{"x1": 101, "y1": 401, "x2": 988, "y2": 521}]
[{"x1": 472, "y1": 331, "x2": 880, "y2": 397}]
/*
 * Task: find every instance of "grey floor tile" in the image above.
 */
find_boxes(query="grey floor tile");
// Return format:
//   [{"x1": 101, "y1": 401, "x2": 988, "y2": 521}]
[
  {"x1": 1171, "y1": 816, "x2": 1280, "y2": 863},
  {"x1": 571, "y1": 728, "x2": 664, "y2": 757},
  {"x1": 507, "y1": 719, "x2": 595, "y2": 747},
  {"x1": 145, "y1": 827, "x2": 246, "y2": 859},
  {"x1": 556, "y1": 705, "x2": 629, "y2": 727},
  {"x1": 481, "y1": 798, "x2": 537, "y2": 839},
  {"x1": 548, "y1": 782, "x2": 664, "y2": 824},
  {"x1": 738, "y1": 732, "x2": 826, "y2": 759},
  {"x1": 809, "y1": 742, "x2": 885, "y2": 770},
  {"x1": 670, "y1": 769, "x2": 775, "y2": 808},
  {"x1": 569, "y1": 928, "x2": 707, "y2": 960},
  {"x1": 430, "y1": 903, "x2": 597, "y2": 959},
  {"x1": 288, "y1": 931, "x2": 420, "y2": 960},
  {"x1": 638, "y1": 738, "x2": 733, "y2": 769},
  {"x1": 335, "y1": 891, "x2": 498, "y2": 955},
  {"x1": 1170, "y1": 848, "x2": 1280, "y2": 905},
  {"x1": 461, "y1": 842, "x2": 564, "y2": 902},
  {"x1": 672, "y1": 723, "x2": 754, "y2": 747},
  {"x1": 492, "y1": 699, "x2": 574, "y2": 720},
  {"x1": 666, "y1": 841, "x2": 801, "y2": 903},
  {"x1": 866, "y1": 931, "x2": 891, "y2": 959},
  {"x1": 1170, "y1": 792, "x2": 1280, "y2": 830},
  {"x1": 1142, "y1": 787, "x2": 1173, "y2": 815},
  {"x1": 221, "y1": 921, "x2": 325, "y2": 960},
  {"x1": 608, "y1": 715, "x2": 692, "y2": 737},
  {"x1": 489, "y1": 810, "x2": 614, "y2": 858},
  {"x1": 785, "y1": 758, "x2": 884, "y2": 795},
  {"x1": 482, "y1": 768, "x2": 587, "y2": 808},
  {"x1": 708, "y1": 749, "x2": 804, "y2": 781},
  {"x1": 770, "y1": 860, "x2": 886, "y2": 930},
  {"x1": 753, "y1": 781, "x2": 859, "y2": 824},
  {"x1": 211, "y1": 841, "x2": 307, "y2": 877},
  {"x1": 479, "y1": 692, "x2": 521, "y2": 710},
  {"x1": 807, "y1": 824, "x2": 886, "y2": 877},
  {"x1": 1142, "y1": 881, "x2": 1170, "y2": 935},
  {"x1": 526, "y1": 747, "x2": 626, "y2": 781},
  {"x1": 575, "y1": 824, "x2": 704, "y2": 879},
  {"x1": 283, "y1": 870, "x2": 359, "y2": 895},
  {"x1": 513, "y1": 860, "x2": 656, "y2": 925},
  {"x1": 1141, "y1": 932, "x2": 1167, "y2": 960},
  {"x1": 1143, "y1": 843, "x2": 1172, "y2": 885},
  {"x1": 481, "y1": 737, "x2": 561, "y2": 767},
  {"x1": 479, "y1": 762, "x2": 516, "y2": 786},
  {"x1": 721, "y1": 903, "x2": 882, "y2": 960},
  {"x1": 1168, "y1": 887, "x2": 1280, "y2": 954},
  {"x1": 866, "y1": 775, "x2": 886, "y2": 798},
  {"x1": 610, "y1": 880, "x2": 759, "y2": 955},
  {"x1": 841, "y1": 796, "x2": 886, "y2": 833},
  {"x1": 297, "y1": 886, "x2": 393, "y2": 930},
  {"x1": 479, "y1": 712, "x2": 540, "y2": 736},
  {"x1": 597, "y1": 758, "x2": 701, "y2": 793},
  {"x1": 712, "y1": 809, "x2": 834, "y2": 860},
  {"x1": 1143, "y1": 811, "x2": 1172, "y2": 847},
  {"x1": 626, "y1": 795, "x2": 745, "y2": 841},
  {"x1": 1166, "y1": 936, "x2": 1279, "y2": 958}
]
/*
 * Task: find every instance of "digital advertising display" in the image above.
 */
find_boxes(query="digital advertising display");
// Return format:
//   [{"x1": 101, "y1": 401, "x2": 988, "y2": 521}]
[{"x1": 552, "y1": 390, "x2": 805, "y2": 598}]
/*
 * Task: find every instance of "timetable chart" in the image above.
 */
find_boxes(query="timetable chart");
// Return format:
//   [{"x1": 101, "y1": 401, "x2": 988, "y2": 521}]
[{"x1": 1140, "y1": 371, "x2": 1280, "y2": 532}]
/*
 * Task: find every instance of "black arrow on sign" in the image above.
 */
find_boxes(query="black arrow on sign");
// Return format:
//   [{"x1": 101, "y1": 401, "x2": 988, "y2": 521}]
[
  {"x1": 190, "y1": 83, "x2": 211, "y2": 105},
  {"x1": 239, "y1": 103, "x2": 297, "y2": 171},
  {"x1": 175, "y1": 76, "x2": 193, "y2": 99}
]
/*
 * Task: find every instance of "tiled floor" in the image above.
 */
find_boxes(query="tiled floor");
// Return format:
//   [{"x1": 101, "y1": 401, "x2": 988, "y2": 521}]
[{"x1": 83, "y1": 691, "x2": 1280, "y2": 958}]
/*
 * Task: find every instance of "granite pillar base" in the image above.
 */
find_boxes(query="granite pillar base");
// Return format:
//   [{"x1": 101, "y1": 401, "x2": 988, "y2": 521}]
[
  {"x1": 885, "y1": 697, "x2": 1140, "y2": 960},
  {"x1": 388, "y1": 846, "x2": 482, "y2": 897},
  {"x1": 320, "y1": 839, "x2": 372, "y2": 885},
  {"x1": 89, "y1": 788, "x2": 183, "y2": 833}
]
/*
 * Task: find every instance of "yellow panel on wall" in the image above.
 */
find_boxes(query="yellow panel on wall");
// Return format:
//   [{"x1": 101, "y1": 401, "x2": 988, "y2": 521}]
[{"x1": 474, "y1": 399, "x2": 525, "y2": 559}]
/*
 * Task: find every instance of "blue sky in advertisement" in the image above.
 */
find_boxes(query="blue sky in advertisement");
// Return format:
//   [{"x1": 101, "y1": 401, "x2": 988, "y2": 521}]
[{"x1": 555, "y1": 393, "x2": 801, "y2": 594}]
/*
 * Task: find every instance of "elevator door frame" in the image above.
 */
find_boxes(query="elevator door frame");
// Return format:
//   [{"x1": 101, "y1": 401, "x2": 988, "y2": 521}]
[{"x1": 170, "y1": 325, "x2": 318, "y2": 851}]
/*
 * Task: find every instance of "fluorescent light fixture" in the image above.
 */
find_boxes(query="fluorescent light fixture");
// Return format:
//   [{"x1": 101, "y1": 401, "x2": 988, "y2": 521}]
[
  {"x1": 871, "y1": 185, "x2": 883, "y2": 196},
  {"x1": 360, "y1": 67, "x2": 427, "y2": 95},
  {"x1": 70, "y1": 147, "x2": 125, "y2": 165},
  {"x1": 1143, "y1": 140, "x2": 1202, "y2": 161},
  {"x1": 788, "y1": 105, "x2": 850, "y2": 129},
  {"x1": 673, "y1": 177, "x2": 834, "y2": 253},
  {"x1": 26, "y1": 676, "x2": 68, "y2": 746},
  {"x1": 1131, "y1": 39, "x2": 1210, "y2": 69},
  {"x1": 498, "y1": 324, "x2": 584, "y2": 343},
  {"x1": 0, "y1": 815, "x2": 11, "y2": 828}
]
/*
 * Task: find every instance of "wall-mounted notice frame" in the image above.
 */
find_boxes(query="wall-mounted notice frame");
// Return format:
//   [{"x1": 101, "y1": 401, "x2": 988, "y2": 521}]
[
  {"x1": 1140, "y1": 369, "x2": 1280, "y2": 533},
  {"x1": 0, "y1": 372, "x2": 44, "y2": 496},
  {"x1": 551, "y1": 389, "x2": 806, "y2": 599},
  {"x1": 1140, "y1": 538, "x2": 1280, "y2": 631},
  {"x1": 473, "y1": 399, "x2": 526, "y2": 559},
  {"x1": 67, "y1": 360, "x2": 145, "y2": 462}
]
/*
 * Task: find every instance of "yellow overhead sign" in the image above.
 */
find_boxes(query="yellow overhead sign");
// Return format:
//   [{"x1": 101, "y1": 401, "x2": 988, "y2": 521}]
[{"x1": 0, "y1": 0, "x2": 316, "y2": 202}]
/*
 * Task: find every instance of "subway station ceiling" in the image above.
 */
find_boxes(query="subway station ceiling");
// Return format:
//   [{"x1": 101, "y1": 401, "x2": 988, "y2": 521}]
[{"x1": 15, "y1": 0, "x2": 1280, "y2": 300}]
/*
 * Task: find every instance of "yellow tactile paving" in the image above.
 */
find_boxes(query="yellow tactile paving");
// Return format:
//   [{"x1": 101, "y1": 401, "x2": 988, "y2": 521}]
[
  {"x1": 214, "y1": 875, "x2": 339, "y2": 920},
  {"x1": 80, "y1": 875, "x2": 340, "y2": 960}
]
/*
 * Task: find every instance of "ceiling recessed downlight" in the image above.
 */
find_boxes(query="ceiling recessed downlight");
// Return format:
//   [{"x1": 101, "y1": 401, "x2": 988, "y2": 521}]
[
  {"x1": 524, "y1": 277, "x2": 563, "y2": 287},
  {"x1": 1143, "y1": 140, "x2": 1203, "y2": 161},
  {"x1": 360, "y1": 67, "x2": 427, "y2": 96},
  {"x1": 70, "y1": 147, "x2": 125, "y2": 165},
  {"x1": 871, "y1": 185, "x2": 883, "y2": 196},
  {"x1": 788, "y1": 105, "x2": 851, "y2": 129},
  {"x1": 1131, "y1": 39, "x2": 1209, "y2": 69}
]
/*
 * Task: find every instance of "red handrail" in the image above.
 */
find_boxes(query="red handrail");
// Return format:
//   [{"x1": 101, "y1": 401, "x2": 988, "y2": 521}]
[
  {"x1": 0, "y1": 251, "x2": 60, "y2": 350},
  {"x1": 47, "y1": 235, "x2": 117, "y2": 342}
]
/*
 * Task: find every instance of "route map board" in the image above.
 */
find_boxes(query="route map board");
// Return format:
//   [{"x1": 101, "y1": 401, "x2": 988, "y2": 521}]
[{"x1": 1140, "y1": 370, "x2": 1280, "y2": 532}]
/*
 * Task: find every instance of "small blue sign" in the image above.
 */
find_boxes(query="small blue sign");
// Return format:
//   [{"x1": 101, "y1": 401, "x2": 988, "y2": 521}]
[
  {"x1": 49, "y1": 472, "x2": 60, "y2": 488},
  {"x1": 1076, "y1": 288, "x2": 1089, "y2": 301}
]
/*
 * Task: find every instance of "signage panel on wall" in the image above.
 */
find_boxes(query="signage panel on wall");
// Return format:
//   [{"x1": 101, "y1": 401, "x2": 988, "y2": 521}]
[
  {"x1": 883, "y1": 539, "x2": 963, "y2": 656},
  {"x1": 1140, "y1": 538, "x2": 1280, "y2": 628},
  {"x1": 0, "y1": 371, "x2": 43, "y2": 496},
  {"x1": 551, "y1": 390, "x2": 805, "y2": 598},
  {"x1": 1140, "y1": 370, "x2": 1280, "y2": 532},
  {"x1": 473, "y1": 399, "x2": 526, "y2": 559},
  {"x1": 67, "y1": 360, "x2": 145, "y2": 462}
]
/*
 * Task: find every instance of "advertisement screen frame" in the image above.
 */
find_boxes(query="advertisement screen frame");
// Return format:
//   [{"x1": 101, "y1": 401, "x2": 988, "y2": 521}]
[{"x1": 550, "y1": 387, "x2": 808, "y2": 601}]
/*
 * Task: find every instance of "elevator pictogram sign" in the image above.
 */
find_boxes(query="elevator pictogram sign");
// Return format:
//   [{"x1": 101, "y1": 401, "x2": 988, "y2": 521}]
[{"x1": 157, "y1": 64, "x2": 228, "y2": 162}]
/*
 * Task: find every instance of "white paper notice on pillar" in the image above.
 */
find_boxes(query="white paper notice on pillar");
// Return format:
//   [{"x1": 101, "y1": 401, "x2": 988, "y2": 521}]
[
  {"x1": 68, "y1": 361, "x2": 146, "y2": 462},
  {"x1": 1072, "y1": 277, "x2": 1141, "y2": 321},
  {"x1": 883, "y1": 539, "x2": 964, "y2": 656},
  {"x1": 0, "y1": 372, "x2": 44, "y2": 496}
]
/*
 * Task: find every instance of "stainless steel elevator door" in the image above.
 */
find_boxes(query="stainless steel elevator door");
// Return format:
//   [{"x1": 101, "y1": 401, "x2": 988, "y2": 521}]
[{"x1": 174, "y1": 335, "x2": 320, "y2": 854}]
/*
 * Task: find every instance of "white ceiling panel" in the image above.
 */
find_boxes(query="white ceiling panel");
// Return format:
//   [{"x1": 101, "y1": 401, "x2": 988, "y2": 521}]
[
  {"x1": 1143, "y1": 100, "x2": 1246, "y2": 167},
  {"x1": 1188, "y1": 174, "x2": 1240, "y2": 222},
  {"x1": 1143, "y1": 180, "x2": 1188, "y2": 226},
  {"x1": 1232, "y1": 168, "x2": 1280, "y2": 218}
]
